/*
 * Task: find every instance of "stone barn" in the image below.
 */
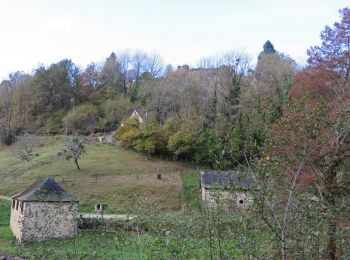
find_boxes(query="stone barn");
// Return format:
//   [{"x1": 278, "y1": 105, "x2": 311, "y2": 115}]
[
  {"x1": 200, "y1": 171, "x2": 254, "y2": 211},
  {"x1": 10, "y1": 176, "x2": 78, "y2": 243}
]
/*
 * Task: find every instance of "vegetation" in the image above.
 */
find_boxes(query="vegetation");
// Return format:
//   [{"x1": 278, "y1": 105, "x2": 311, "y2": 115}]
[
  {"x1": 11, "y1": 134, "x2": 37, "y2": 170},
  {"x1": 63, "y1": 133, "x2": 87, "y2": 171},
  {"x1": 0, "y1": 198, "x2": 273, "y2": 259},
  {"x1": 0, "y1": 137, "x2": 184, "y2": 212},
  {"x1": 0, "y1": 6, "x2": 350, "y2": 260}
]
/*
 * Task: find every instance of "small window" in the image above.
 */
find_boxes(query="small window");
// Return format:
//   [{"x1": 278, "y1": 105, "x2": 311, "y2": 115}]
[
  {"x1": 20, "y1": 202, "x2": 24, "y2": 214},
  {"x1": 239, "y1": 199, "x2": 244, "y2": 204},
  {"x1": 12, "y1": 200, "x2": 15, "y2": 209},
  {"x1": 95, "y1": 204, "x2": 105, "y2": 212},
  {"x1": 16, "y1": 200, "x2": 19, "y2": 210}
]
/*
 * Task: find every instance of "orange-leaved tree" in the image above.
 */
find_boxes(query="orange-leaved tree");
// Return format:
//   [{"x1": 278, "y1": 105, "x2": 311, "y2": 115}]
[{"x1": 269, "y1": 7, "x2": 350, "y2": 259}]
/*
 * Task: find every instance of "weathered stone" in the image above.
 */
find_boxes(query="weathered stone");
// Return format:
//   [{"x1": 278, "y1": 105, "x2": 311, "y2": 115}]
[
  {"x1": 11, "y1": 201, "x2": 78, "y2": 243},
  {"x1": 10, "y1": 176, "x2": 78, "y2": 243}
]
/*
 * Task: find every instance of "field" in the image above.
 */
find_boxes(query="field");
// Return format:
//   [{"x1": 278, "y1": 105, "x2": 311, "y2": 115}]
[
  {"x1": 0, "y1": 138, "x2": 276, "y2": 259},
  {"x1": 0, "y1": 137, "x2": 192, "y2": 212},
  {"x1": 0, "y1": 171, "x2": 204, "y2": 259}
]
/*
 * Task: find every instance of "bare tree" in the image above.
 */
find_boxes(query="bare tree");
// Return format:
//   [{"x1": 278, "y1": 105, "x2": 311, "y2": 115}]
[
  {"x1": 0, "y1": 79, "x2": 15, "y2": 145},
  {"x1": 132, "y1": 50, "x2": 147, "y2": 83},
  {"x1": 63, "y1": 133, "x2": 86, "y2": 171},
  {"x1": 13, "y1": 134, "x2": 37, "y2": 170},
  {"x1": 145, "y1": 52, "x2": 164, "y2": 77},
  {"x1": 118, "y1": 50, "x2": 132, "y2": 95}
]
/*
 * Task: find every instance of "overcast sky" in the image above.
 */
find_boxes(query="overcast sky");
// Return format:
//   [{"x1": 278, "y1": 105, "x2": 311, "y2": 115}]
[{"x1": 0, "y1": 0, "x2": 347, "y2": 80}]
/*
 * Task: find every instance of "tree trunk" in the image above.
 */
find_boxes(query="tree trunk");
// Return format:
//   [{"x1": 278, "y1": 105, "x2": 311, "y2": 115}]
[
  {"x1": 74, "y1": 158, "x2": 80, "y2": 171},
  {"x1": 325, "y1": 169, "x2": 338, "y2": 259},
  {"x1": 327, "y1": 195, "x2": 337, "y2": 259},
  {"x1": 280, "y1": 239, "x2": 286, "y2": 260}
]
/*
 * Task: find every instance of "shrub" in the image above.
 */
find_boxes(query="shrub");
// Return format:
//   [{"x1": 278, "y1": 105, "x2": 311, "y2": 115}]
[
  {"x1": 46, "y1": 109, "x2": 67, "y2": 132},
  {"x1": 102, "y1": 98, "x2": 132, "y2": 127},
  {"x1": 63, "y1": 104, "x2": 100, "y2": 131},
  {"x1": 116, "y1": 119, "x2": 175, "y2": 158},
  {"x1": 168, "y1": 125, "x2": 196, "y2": 160}
]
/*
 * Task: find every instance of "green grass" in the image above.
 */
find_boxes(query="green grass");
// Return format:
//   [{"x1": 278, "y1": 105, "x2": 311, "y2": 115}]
[
  {"x1": 0, "y1": 198, "x2": 272, "y2": 259},
  {"x1": 183, "y1": 170, "x2": 202, "y2": 210},
  {"x1": 0, "y1": 137, "x2": 187, "y2": 212},
  {"x1": 1, "y1": 138, "x2": 234, "y2": 259},
  {"x1": 0, "y1": 198, "x2": 143, "y2": 259},
  {"x1": 0, "y1": 200, "x2": 13, "y2": 253}
]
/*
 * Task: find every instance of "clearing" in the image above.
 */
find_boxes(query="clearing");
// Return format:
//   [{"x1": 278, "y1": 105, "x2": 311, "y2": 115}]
[{"x1": 0, "y1": 136, "x2": 193, "y2": 212}]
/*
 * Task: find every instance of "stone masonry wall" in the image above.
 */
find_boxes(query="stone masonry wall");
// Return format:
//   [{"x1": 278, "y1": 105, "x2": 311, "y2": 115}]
[
  {"x1": 202, "y1": 188, "x2": 253, "y2": 211},
  {"x1": 11, "y1": 201, "x2": 78, "y2": 243},
  {"x1": 10, "y1": 203, "x2": 24, "y2": 242}
]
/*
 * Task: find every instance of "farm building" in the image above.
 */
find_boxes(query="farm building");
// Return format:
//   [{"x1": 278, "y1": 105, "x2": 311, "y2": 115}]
[
  {"x1": 130, "y1": 110, "x2": 143, "y2": 123},
  {"x1": 120, "y1": 110, "x2": 144, "y2": 127},
  {"x1": 10, "y1": 176, "x2": 78, "y2": 243},
  {"x1": 200, "y1": 171, "x2": 254, "y2": 211}
]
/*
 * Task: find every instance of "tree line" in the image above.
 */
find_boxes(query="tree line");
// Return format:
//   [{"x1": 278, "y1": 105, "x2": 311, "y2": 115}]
[
  {"x1": 1, "y1": 6, "x2": 350, "y2": 259},
  {"x1": 0, "y1": 40, "x2": 296, "y2": 170}
]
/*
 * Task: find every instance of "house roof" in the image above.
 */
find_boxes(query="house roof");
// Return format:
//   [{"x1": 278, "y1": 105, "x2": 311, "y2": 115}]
[
  {"x1": 12, "y1": 176, "x2": 78, "y2": 202},
  {"x1": 130, "y1": 110, "x2": 143, "y2": 123},
  {"x1": 200, "y1": 171, "x2": 254, "y2": 190}
]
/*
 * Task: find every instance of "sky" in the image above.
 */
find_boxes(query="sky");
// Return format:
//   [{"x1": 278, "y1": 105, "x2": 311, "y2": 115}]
[{"x1": 0, "y1": 0, "x2": 348, "y2": 80}]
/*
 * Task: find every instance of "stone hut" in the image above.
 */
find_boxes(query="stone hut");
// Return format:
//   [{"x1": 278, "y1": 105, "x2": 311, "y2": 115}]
[
  {"x1": 200, "y1": 171, "x2": 254, "y2": 211},
  {"x1": 10, "y1": 176, "x2": 78, "y2": 243}
]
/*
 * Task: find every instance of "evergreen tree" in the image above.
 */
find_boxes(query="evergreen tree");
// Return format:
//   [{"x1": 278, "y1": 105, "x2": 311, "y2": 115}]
[
  {"x1": 258, "y1": 40, "x2": 277, "y2": 60},
  {"x1": 100, "y1": 52, "x2": 123, "y2": 98}
]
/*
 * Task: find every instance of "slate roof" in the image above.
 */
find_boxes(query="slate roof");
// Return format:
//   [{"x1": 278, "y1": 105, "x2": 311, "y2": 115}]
[
  {"x1": 12, "y1": 176, "x2": 78, "y2": 202},
  {"x1": 200, "y1": 171, "x2": 254, "y2": 190}
]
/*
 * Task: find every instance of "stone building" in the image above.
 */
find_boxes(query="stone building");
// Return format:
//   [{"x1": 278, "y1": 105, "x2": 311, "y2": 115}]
[
  {"x1": 10, "y1": 176, "x2": 78, "y2": 243},
  {"x1": 120, "y1": 110, "x2": 144, "y2": 127},
  {"x1": 130, "y1": 110, "x2": 143, "y2": 124},
  {"x1": 200, "y1": 171, "x2": 254, "y2": 211}
]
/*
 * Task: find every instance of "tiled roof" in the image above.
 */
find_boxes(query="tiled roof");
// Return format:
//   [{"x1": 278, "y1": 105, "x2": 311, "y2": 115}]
[
  {"x1": 200, "y1": 171, "x2": 254, "y2": 190},
  {"x1": 12, "y1": 176, "x2": 78, "y2": 202}
]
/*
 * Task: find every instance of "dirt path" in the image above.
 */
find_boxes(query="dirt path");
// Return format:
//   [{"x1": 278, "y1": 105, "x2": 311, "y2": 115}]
[{"x1": 79, "y1": 213, "x2": 134, "y2": 221}]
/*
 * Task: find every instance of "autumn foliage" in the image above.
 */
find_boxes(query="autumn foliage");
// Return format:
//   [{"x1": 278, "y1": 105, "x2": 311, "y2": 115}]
[{"x1": 266, "y1": 7, "x2": 350, "y2": 258}]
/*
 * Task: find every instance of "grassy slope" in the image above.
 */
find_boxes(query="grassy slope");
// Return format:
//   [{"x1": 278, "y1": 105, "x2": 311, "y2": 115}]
[
  {"x1": 0, "y1": 171, "x2": 204, "y2": 258},
  {"x1": 0, "y1": 137, "x2": 187, "y2": 212},
  {"x1": 183, "y1": 170, "x2": 202, "y2": 210},
  {"x1": 0, "y1": 199, "x2": 141, "y2": 258},
  {"x1": 0, "y1": 200, "x2": 12, "y2": 253},
  {"x1": 0, "y1": 137, "x2": 208, "y2": 258}
]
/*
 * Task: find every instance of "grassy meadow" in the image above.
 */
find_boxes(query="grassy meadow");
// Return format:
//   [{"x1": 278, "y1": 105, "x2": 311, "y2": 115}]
[
  {"x1": 0, "y1": 136, "x2": 193, "y2": 212},
  {"x1": 0, "y1": 138, "x2": 210, "y2": 258},
  {"x1": 0, "y1": 138, "x2": 276, "y2": 259}
]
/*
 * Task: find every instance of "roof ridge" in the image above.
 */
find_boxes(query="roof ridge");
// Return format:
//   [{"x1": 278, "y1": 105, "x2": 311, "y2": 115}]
[{"x1": 12, "y1": 176, "x2": 78, "y2": 202}]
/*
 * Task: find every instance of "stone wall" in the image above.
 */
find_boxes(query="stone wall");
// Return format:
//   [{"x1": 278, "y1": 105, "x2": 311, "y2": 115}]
[
  {"x1": 201, "y1": 188, "x2": 252, "y2": 211},
  {"x1": 10, "y1": 201, "x2": 24, "y2": 242},
  {"x1": 10, "y1": 201, "x2": 78, "y2": 243}
]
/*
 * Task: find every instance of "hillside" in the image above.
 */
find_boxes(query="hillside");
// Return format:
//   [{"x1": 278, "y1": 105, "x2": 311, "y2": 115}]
[{"x1": 0, "y1": 137, "x2": 188, "y2": 212}]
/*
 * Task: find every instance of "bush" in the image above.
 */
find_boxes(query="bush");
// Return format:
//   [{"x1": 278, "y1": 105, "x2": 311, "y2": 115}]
[
  {"x1": 63, "y1": 104, "x2": 100, "y2": 131},
  {"x1": 168, "y1": 125, "x2": 196, "y2": 160},
  {"x1": 116, "y1": 119, "x2": 175, "y2": 158},
  {"x1": 46, "y1": 109, "x2": 67, "y2": 132},
  {"x1": 102, "y1": 98, "x2": 133, "y2": 127},
  {"x1": 116, "y1": 117, "x2": 141, "y2": 148},
  {"x1": 194, "y1": 128, "x2": 221, "y2": 168}
]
